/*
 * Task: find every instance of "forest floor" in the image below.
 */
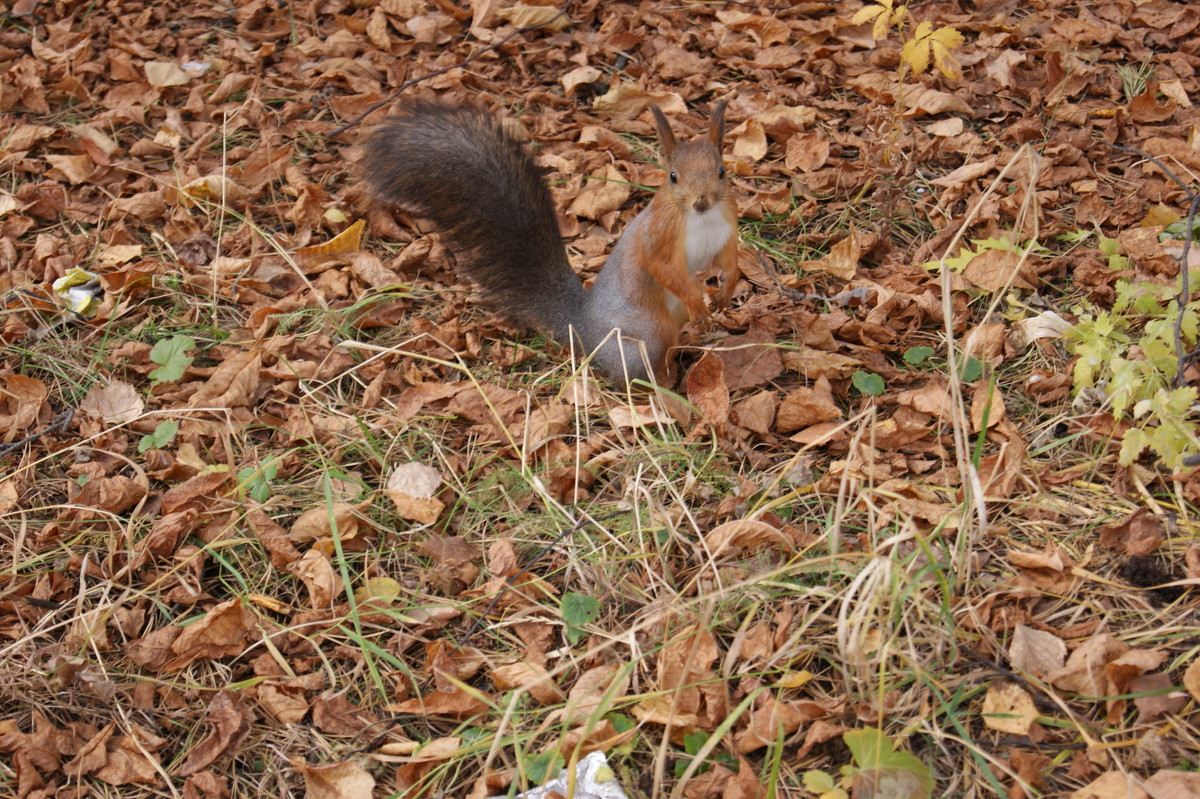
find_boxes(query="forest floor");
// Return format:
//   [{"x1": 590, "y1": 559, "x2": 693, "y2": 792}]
[{"x1": 1, "y1": 0, "x2": 1200, "y2": 797}]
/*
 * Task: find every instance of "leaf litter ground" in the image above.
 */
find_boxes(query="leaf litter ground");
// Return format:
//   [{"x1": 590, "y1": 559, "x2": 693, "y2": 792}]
[{"x1": 1, "y1": 1, "x2": 1199, "y2": 798}]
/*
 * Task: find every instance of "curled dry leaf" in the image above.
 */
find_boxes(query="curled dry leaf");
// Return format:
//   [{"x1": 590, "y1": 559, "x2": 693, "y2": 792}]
[
  {"x1": 290, "y1": 502, "x2": 362, "y2": 542},
  {"x1": 704, "y1": 519, "x2": 791, "y2": 558},
  {"x1": 287, "y1": 549, "x2": 341, "y2": 608},
  {"x1": 294, "y1": 758, "x2": 376, "y2": 799},
  {"x1": 567, "y1": 164, "x2": 631, "y2": 221},
  {"x1": 1048, "y1": 634, "x2": 1130, "y2": 696},
  {"x1": 1097, "y1": 508, "x2": 1165, "y2": 557},
  {"x1": 685, "y1": 352, "x2": 729, "y2": 429},
  {"x1": 180, "y1": 691, "x2": 254, "y2": 776}
]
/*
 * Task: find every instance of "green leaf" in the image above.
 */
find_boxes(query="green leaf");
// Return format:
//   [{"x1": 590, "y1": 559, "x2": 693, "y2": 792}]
[
  {"x1": 561, "y1": 592, "x2": 601, "y2": 645},
  {"x1": 523, "y1": 751, "x2": 563, "y2": 785},
  {"x1": 137, "y1": 420, "x2": 178, "y2": 453},
  {"x1": 149, "y1": 335, "x2": 197, "y2": 385},
  {"x1": 852, "y1": 370, "x2": 885, "y2": 396},
  {"x1": 803, "y1": 769, "x2": 837, "y2": 791},
  {"x1": 238, "y1": 458, "x2": 279, "y2": 503},
  {"x1": 958, "y1": 356, "x2": 983, "y2": 382},
  {"x1": 682, "y1": 730, "x2": 708, "y2": 756},
  {"x1": 903, "y1": 346, "x2": 935, "y2": 365},
  {"x1": 843, "y1": 729, "x2": 932, "y2": 799}
]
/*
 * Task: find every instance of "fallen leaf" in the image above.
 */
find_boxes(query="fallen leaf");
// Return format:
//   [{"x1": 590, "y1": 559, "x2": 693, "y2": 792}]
[
  {"x1": 295, "y1": 758, "x2": 376, "y2": 799},
  {"x1": 1009, "y1": 624, "x2": 1066, "y2": 678},
  {"x1": 981, "y1": 681, "x2": 1038, "y2": 735},
  {"x1": 180, "y1": 692, "x2": 254, "y2": 776}
]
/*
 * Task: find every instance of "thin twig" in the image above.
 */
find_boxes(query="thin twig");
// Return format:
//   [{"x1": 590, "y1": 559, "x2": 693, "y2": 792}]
[{"x1": 0, "y1": 408, "x2": 75, "y2": 458}]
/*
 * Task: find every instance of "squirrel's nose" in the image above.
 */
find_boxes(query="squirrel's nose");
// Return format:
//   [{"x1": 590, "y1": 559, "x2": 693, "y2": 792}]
[{"x1": 693, "y1": 197, "x2": 710, "y2": 214}]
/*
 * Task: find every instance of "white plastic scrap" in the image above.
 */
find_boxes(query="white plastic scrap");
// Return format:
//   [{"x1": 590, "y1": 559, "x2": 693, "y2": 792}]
[{"x1": 488, "y1": 752, "x2": 628, "y2": 799}]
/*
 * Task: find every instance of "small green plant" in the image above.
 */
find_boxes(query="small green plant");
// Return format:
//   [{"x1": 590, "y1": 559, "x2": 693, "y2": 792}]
[
  {"x1": 238, "y1": 458, "x2": 279, "y2": 503},
  {"x1": 802, "y1": 728, "x2": 932, "y2": 799},
  {"x1": 149, "y1": 335, "x2": 196, "y2": 385},
  {"x1": 853, "y1": 370, "x2": 885, "y2": 396},
  {"x1": 560, "y1": 592, "x2": 601, "y2": 645},
  {"x1": 1066, "y1": 250, "x2": 1200, "y2": 470},
  {"x1": 903, "y1": 346, "x2": 935, "y2": 365},
  {"x1": 138, "y1": 420, "x2": 179, "y2": 453},
  {"x1": 674, "y1": 730, "x2": 738, "y2": 778}
]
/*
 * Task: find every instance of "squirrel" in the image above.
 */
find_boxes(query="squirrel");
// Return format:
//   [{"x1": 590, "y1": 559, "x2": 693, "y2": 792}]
[{"x1": 361, "y1": 99, "x2": 738, "y2": 386}]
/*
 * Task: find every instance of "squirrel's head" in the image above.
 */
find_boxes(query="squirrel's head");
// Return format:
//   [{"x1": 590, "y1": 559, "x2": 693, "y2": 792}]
[{"x1": 651, "y1": 100, "x2": 729, "y2": 216}]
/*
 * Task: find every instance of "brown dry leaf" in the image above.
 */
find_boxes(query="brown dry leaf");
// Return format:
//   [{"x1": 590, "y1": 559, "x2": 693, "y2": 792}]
[
  {"x1": 295, "y1": 758, "x2": 376, "y2": 799},
  {"x1": 312, "y1": 693, "x2": 378, "y2": 737},
  {"x1": 167, "y1": 598, "x2": 256, "y2": 672},
  {"x1": 288, "y1": 549, "x2": 341, "y2": 608},
  {"x1": 1009, "y1": 624, "x2": 1067, "y2": 678},
  {"x1": 290, "y1": 502, "x2": 362, "y2": 542},
  {"x1": 487, "y1": 538, "x2": 519, "y2": 578},
  {"x1": 797, "y1": 227, "x2": 865, "y2": 280},
  {"x1": 1069, "y1": 771, "x2": 1149, "y2": 799},
  {"x1": 188, "y1": 351, "x2": 261, "y2": 408},
  {"x1": 1130, "y1": 672, "x2": 1187, "y2": 723},
  {"x1": 567, "y1": 164, "x2": 631, "y2": 220},
  {"x1": 631, "y1": 693, "x2": 700, "y2": 728},
  {"x1": 389, "y1": 685, "x2": 492, "y2": 718},
  {"x1": 731, "y1": 118, "x2": 768, "y2": 161},
  {"x1": 894, "y1": 378, "x2": 954, "y2": 421},
  {"x1": 144, "y1": 61, "x2": 190, "y2": 87},
  {"x1": 732, "y1": 390, "x2": 776, "y2": 435},
  {"x1": 733, "y1": 696, "x2": 804, "y2": 753},
  {"x1": 490, "y1": 661, "x2": 564, "y2": 704},
  {"x1": 1048, "y1": 634, "x2": 1130, "y2": 696},
  {"x1": 704, "y1": 519, "x2": 791, "y2": 558},
  {"x1": 716, "y1": 324, "x2": 786, "y2": 389},
  {"x1": 556, "y1": 663, "x2": 630, "y2": 726},
  {"x1": 775, "y1": 376, "x2": 842, "y2": 433},
  {"x1": 78, "y1": 379, "x2": 142, "y2": 424},
  {"x1": 180, "y1": 692, "x2": 255, "y2": 776},
  {"x1": 785, "y1": 132, "x2": 830, "y2": 172},
  {"x1": 386, "y1": 462, "x2": 445, "y2": 524},
  {"x1": 782, "y1": 347, "x2": 862, "y2": 381},
  {"x1": 592, "y1": 83, "x2": 686, "y2": 119},
  {"x1": 1144, "y1": 770, "x2": 1200, "y2": 798},
  {"x1": 256, "y1": 681, "x2": 310, "y2": 725},
  {"x1": 176, "y1": 175, "x2": 248, "y2": 208},
  {"x1": 1097, "y1": 508, "x2": 1165, "y2": 557},
  {"x1": 962, "y1": 248, "x2": 1038, "y2": 292},
  {"x1": 1184, "y1": 657, "x2": 1200, "y2": 703},
  {"x1": 981, "y1": 682, "x2": 1038, "y2": 735},
  {"x1": 686, "y1": 352, "x2": 729, "y2": 429},
  {"x1": 561, "y1": 65, "x2": 602, "y2": 96}
]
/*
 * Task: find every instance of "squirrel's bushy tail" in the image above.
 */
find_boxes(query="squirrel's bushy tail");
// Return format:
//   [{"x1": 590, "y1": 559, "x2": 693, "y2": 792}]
[{"x1": 362, "y1": 103, "x2": 586, "y2": 341}]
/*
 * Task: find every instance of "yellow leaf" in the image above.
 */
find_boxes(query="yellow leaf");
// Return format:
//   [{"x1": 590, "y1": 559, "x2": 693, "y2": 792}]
[
  {"x1": 296, "y1": 218, "x2": 365, "y2": 257},
  {"x1": 900, "y1": 35, "x2": 930, "y2": 75},
  {"x1": 850, "y1": 4, "x2": 886, "y2": 26}
]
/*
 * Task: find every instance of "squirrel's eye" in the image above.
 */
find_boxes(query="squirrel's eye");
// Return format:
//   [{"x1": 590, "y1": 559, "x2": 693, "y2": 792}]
[
  {"x1": 669, "y1": 171, "x2": 678, "y2": 184},
  {"x1": 718, "y1": 166, "x2": 726, "y2": 179}
]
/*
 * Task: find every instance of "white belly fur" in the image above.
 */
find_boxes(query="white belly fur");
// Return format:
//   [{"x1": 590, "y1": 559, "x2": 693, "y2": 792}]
[
  {"x1": 664, "y1": 207, "x2": 733, "y2": 321},
  {"x1": 685, "y1": 207, "x2": 732, "y2": 276}
]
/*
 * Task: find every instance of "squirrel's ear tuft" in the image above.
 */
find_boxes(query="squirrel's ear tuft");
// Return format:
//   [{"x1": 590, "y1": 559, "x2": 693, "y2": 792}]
[
  {"x1": 650, "y1": 105, "x2": 677, "y2": 159},
  {"x1": 708, "y1": 99, "x2": 729, "y2": 146}
]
